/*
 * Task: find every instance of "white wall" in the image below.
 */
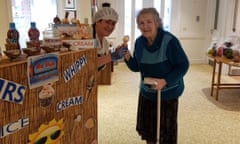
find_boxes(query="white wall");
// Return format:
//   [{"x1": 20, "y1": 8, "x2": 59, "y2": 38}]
[
  {"x1": 166, "y1": 0, "x2": 239, "y2": 64},
  {"x1": 236, "y1": 0, "x2": 240, "y2": 34},
  {"x1": 217, "y1": 0, "x2": 235, "y2": 42},
  {"x1": 171, "y1": 0, "x2": 214, "y2": 63},
  {"x1": 76, "y1": 0, "x2": 92, "y2": 23}
]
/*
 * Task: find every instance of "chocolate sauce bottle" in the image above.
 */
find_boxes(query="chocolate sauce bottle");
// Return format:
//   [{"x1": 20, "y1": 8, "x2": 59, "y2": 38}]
[
  {"x1": 7, "y1": 22, "x2": 20, "y2": 49},
  {"x1": 28, "y1": 22, "x2": 40, "y2": 41}
]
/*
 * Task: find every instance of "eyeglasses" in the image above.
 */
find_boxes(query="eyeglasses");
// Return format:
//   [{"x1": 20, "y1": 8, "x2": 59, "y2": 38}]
[{"x1": 34, "y1": 130, "x2": 61, "y2": 144}]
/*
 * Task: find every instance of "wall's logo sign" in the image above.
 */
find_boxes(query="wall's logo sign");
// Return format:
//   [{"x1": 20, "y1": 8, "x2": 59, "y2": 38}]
[
  {"x1": 0, "y1": 118, "x2": 29, "y2": 138},
  {"x1": 28, "y1": 53, "x2": 59, "y2": 89},
  {"x1": 0, "y1": 78, "x2": 26, "y2": 104}
]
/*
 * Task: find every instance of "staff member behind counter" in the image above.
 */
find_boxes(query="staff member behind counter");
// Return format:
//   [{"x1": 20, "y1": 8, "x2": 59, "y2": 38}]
[{"x1": 92, "y1": 5, "x2": 119, "y2": 71}]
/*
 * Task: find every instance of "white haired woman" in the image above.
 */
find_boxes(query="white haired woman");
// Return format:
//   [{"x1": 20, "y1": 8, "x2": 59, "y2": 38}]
[{"x1": 123, "y1": 8, "x2": 189, "y2": 144}]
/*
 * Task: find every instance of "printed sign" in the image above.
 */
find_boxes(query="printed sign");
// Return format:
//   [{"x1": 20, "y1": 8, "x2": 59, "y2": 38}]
[
  {"x1": 0, "y1": 78, "x2": 26, "y2": 104},
  {"x1": 0, "y1": 118, "x2": 29, "y2": 138},
  {"x1": 28, "y1": 53, "x2": 59, "y2": 89},
  {"x1": 56, "y1": 96, "x2": 83, "y2": 112},
  {"x1": 63, "y1": 55, "x2": 87, "y2": 82},
  {"x1": 62, "y1": 39, "x2": 97, "y2": 48}
]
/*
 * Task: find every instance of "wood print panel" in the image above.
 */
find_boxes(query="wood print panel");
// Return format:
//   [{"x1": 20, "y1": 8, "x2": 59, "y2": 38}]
[{"x1": 0, "y1": 49, "x2": 98, "y2": 144}]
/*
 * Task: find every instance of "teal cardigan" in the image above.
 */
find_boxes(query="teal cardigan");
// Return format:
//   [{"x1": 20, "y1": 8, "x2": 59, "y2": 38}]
[{"x1": 125, "y1": 29, "x2": 189, "y2": 101}]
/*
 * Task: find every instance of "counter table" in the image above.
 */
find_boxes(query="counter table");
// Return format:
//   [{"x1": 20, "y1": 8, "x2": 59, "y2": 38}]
[{"x1": 0, "y1": 49, "x2": 98, "y2": 144}]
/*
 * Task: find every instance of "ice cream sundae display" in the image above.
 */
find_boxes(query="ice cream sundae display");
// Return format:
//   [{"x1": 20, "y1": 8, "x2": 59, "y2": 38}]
[
  {"x1": 38, "y1": 83, "x2": 55, "y2": 107},
  {"x1": 42, "y1": 23, "x2": 62, "y2": 50}
]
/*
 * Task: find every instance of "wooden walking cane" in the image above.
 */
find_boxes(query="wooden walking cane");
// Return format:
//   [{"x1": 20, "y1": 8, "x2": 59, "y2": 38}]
[{"x1": 144, "y1": 78, "x2": 161, "y2": 144}]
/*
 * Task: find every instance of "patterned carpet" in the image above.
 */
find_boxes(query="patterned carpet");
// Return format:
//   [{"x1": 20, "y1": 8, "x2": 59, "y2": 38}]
[{"x1": 98, "y1": 63, "x2": 240, "y2": 144}]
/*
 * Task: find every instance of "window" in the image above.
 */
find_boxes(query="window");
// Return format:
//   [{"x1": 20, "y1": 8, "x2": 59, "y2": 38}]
[
  {"x1": 134, "y1": 0, "x2": 143, "y2": 39},
  {"x1": 163, "y1": 0, "x2": 171, "y2": 31},
  {"x1": 154, "y1": 0, "x2": 161, "y2": 15},
  {"x1": 124, "y1": 0, "x2": 132, "y2": 38},
  {"x1": 11, "y1": 0, "x2": 57, "y2": 48}
]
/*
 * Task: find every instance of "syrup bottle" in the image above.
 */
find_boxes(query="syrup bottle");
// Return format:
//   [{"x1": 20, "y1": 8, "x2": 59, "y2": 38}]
[
  {"x1": 28, "y1": 22, "x2": 40, "y2": 41},
  {"x1": 7, "y1": 22, "x2": 20, "y2": 49}
]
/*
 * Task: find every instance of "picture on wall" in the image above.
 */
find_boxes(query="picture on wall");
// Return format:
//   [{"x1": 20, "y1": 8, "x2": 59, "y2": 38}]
[{"x1": 65, "y1": 0, "x2": 76, "y2": 9}]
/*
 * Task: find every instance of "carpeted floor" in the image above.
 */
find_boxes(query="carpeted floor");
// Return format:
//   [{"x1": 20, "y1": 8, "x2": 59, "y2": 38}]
[{"x1": 98, "y1": 63, "x2": 240, "y2": 144}]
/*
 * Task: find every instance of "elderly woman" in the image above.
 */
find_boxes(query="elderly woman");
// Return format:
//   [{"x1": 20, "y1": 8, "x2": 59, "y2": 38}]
[{"x1": 124, "y1": 8, "x2": 189, "y2": 144}]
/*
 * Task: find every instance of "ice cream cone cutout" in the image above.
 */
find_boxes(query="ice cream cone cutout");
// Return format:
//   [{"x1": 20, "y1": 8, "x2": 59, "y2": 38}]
[{"x1": 122, "y1": 35, "x2": 129, "y2": 47}]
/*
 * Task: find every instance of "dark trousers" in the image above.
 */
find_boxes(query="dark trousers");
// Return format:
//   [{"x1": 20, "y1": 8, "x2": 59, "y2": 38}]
[{"x1": 136, "y1": 95, "x2": 178, "y2": 144}]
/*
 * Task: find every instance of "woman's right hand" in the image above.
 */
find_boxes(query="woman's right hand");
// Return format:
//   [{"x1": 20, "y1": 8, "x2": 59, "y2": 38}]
[{"x1": 124, "y1": 50, "x2": 131, "y2": 61}]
